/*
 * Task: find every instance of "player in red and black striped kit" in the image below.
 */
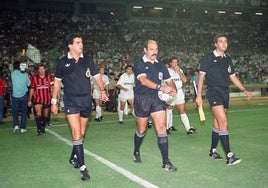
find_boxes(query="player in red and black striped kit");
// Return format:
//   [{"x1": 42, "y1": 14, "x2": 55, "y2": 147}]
[{"x1": 28, "y1": 64, "x2": 54, "y2": 135}]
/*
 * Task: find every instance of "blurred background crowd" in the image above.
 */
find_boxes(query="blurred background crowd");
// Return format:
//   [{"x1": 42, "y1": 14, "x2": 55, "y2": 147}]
[{"x1": 0, "y1": 9, "x2": 267, "y2": 84}]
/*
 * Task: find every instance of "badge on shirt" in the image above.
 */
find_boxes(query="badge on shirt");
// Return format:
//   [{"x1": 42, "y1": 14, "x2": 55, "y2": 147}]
[
  {"x1": 228, "y1": 65, "x2": 231, "y2": 73},
  {"x1": 85, "y1": 68, "x2": 91, "y2": 77},
  {"x1": 158, "y1": 72, "x2": 163, "y2": 80}
]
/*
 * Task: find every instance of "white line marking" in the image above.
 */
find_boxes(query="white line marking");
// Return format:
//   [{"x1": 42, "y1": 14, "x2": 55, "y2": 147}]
[
  {"x1": 46, "y1": 128, "x2": 159, "y2": 188},
  {"x1": 51, "y1": 107, "x2": 268, "y2": 125},
  {"x1": 3, "y1": 106, "x2": 267, "y2": 186}
]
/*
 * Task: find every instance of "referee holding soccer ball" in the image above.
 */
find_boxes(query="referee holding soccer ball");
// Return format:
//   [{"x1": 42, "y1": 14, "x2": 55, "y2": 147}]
[{"x1": 132, "y1": 40, "x2": 177, "y2": 171}]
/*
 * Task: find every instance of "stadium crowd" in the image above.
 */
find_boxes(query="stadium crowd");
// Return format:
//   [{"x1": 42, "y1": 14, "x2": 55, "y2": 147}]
[
  {"x1": 1, "y1": 10, "x2": 267, "y2": 80},
  {"x1": 0, "y1": 10, "x2": 267, "y2": 114}
]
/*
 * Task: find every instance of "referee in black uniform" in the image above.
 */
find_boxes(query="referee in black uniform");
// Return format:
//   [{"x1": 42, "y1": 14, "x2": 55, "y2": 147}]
[
  {"x1": 51, "y1": 33, "x2": 108, "y2": 180},
  {"x1": 196, "y1": 33, "x2": 252, "y2": 166},
  {"x1": 133, "y1": 40, "x2": 177, "y2": 171}
]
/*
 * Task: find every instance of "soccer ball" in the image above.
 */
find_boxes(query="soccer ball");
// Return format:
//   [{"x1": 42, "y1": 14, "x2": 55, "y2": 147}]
[{"x1": 158, "y1": 90, "x2": 172, "y2": 102}]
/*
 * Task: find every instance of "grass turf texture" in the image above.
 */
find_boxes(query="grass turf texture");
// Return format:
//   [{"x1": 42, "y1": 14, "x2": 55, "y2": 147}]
[{"x1": 0, "y1": 102, "x2": 267, "y2": 188}]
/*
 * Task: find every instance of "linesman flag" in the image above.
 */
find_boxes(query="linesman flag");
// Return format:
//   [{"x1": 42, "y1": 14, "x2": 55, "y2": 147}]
[
  {"x1": 193, "y1": 80, "x2": 206, "y2": 122},
  {"x1": 26, "y1": 44, "x2": 41, "y2": 64}
]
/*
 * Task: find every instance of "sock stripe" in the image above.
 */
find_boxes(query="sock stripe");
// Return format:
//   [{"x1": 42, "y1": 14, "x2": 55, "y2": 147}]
[
  {"x1": 135, "y1": 131, "x2": 144, "y2": 137},
  {"x1": 218, "y1": 130, "x2": 229, "y2": 136},
  {"x1": 73, "y1": 139, "x2": 83, "y2": 145}
]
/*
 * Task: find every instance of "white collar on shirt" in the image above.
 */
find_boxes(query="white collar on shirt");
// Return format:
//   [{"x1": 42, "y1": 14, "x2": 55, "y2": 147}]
[
  {"x1": 213, "y1": 50, "x2": 226, "y2": 58},
  {"x1": 67, "y1": 52, "x2": 84, "y2": 59},
  {"x1": 142, "y1": 55, "x2": 159, "y2": 63}
]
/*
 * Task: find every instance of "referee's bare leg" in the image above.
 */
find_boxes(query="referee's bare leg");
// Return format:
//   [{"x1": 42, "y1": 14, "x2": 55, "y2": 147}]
[{"x1": 68, "y1": 114, "x2": 90, "y2": 180}]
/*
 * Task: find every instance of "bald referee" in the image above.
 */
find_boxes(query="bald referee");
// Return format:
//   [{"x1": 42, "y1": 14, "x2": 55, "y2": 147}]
[{"x1": 133, "y1": 40, "x2": 177, "y2": 171}]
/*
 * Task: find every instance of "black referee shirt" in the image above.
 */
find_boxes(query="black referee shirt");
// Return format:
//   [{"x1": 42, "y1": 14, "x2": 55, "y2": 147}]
[
  {"x1": 55, "y1": 53, "x2": 98, "y2": 96},
  {"x1": 200, "y1": 51, "x2": 235, "y2": 87},
  {"x1": 134, "y1": 55, "x2": 171, "y2": 96}
]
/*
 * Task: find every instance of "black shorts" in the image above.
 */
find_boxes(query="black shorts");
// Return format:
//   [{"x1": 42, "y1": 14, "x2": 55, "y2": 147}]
[
  {"x1": 207, "y1": 86, "x2": 229, "y2": 109},
  {"x1": 63, "y1": 94, "x2": 92, "y2": 118},
  {"x1": 134, "y1": 94, "x2": 165, "y2": 117}
]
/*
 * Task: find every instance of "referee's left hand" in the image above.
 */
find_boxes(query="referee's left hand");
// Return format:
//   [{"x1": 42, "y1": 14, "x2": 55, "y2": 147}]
[{"x1": 161, "y1": 85, "x2": 176, "y2": 97}]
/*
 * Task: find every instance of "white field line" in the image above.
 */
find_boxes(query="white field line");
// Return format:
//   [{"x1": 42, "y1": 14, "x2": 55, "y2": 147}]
[
  {"x1": 3, "y1": 107, "x2": 267, "y2": 186},
  {"x1": 46, "y1": 128, "x2": 159, "y2": 188},
  {"x1": 49, "y1": 107, "x2": 268, "y2": 126},
  {"x1": 46, "y1": 106, "x2": 268, "y2": 187},
  {"x1": 1, "y1": 107, "x2": 267, "y2": 131}
]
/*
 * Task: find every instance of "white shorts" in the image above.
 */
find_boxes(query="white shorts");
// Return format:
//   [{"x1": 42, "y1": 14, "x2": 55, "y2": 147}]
[
  {"x1": 166, "y1": 89, "x2": 185, "y2": 106},
  {"x1": 93, "y1": 89, "x2": 101, "y2": 99},
  {"x1": 118, "y1": 92, "x2": 134, "y2": 102}
]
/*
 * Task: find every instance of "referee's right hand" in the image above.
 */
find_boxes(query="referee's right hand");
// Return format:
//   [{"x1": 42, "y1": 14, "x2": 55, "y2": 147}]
[
  {"x1": 195, "y1": 95, "x2": 202, "y2": 107},
  {"x1": 51, "y1": 104, "x2": 58, "y2": 114}
]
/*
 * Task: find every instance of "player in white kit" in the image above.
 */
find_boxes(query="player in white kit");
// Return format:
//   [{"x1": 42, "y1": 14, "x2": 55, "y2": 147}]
[
  {"x1": 92, "y1": 67, "x2": 109, "y2": 122},
  {"x1": 166, "y1": 57, "x2": 197, "y2": 134},
  {"x1": 116, "y1": 65, "x2": 135, "y2": 124}
]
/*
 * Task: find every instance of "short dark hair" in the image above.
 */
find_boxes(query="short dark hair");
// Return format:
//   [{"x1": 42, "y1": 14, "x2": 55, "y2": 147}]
[
  {"x1": 98, "y1": 66, "x2": 105, "y2": 70},
  {"x1": 37, "y1": 63, "x2": 47, "y2": 70},
  {"x1": 66, "y1": 33, "x2": 82, "y2": 45},
  {"x1": 169, "y1": 56, "x2": 178, "y2": 63},
  {"x1": 13, "y1": 60, "x2": 20, "y2": 70},
  {"x1": 125, "y1": 64, "x2": 132, "y2": 70},
  {"x1": 214, "y1": 33, "x2": 228, "y2": 43}
]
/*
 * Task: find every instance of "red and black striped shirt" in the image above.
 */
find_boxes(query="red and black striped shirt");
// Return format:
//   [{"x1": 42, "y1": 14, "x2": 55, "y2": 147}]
[{"x1": 30, "y1": 74, "x2": 54, "y2": 105}]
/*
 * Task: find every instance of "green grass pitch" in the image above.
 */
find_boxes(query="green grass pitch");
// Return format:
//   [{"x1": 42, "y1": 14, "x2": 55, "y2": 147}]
[{"x1": 0, "y1": 103, "x2": 267, "y2": 188}]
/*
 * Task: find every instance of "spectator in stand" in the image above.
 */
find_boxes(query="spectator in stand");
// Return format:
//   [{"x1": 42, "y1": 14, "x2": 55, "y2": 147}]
[
  {"x1": 191, "y1": 69, "x2": 199, "y2": 87},
  {"x1": 251, "y1": 72, "x2": 260, "y2": 83},
  {"x1": 263, "y1": 73, "x2": 268, "y2": 93},
  {"x1": 239, "y1": 73, "x2": 248, "y2": 84},
  {"x1": 11, "y1": 60, "x2": 31, "y2": 133}
]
